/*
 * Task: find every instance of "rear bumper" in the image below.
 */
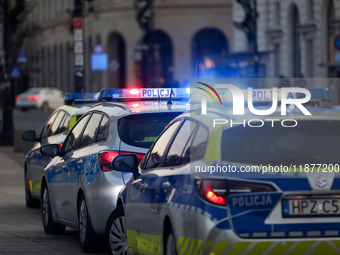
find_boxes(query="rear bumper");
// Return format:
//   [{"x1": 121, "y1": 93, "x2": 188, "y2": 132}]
[
  {"x1": 201, "y1": 224, "x2": 340, "y2": 255},
  {"x1": 85, "y1": 170, "x2": 129, "y2": 235},
  {"x1": 15, "y1": 100, "x2": 38, "y2": 108}
]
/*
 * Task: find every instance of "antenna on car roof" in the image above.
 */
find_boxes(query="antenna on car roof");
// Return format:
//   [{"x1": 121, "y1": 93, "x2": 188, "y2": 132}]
[
  {"x1": 167, "y1": 87, "x2": 173, "y2": 110},
  {"x1": 157, "y1": 90, "x2": 160, "y2": 105}
]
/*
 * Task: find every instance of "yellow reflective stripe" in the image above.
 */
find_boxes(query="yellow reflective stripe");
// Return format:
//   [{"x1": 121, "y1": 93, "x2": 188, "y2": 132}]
[
  {"x1": 32, "y1": 181, "x2": 41, "y2": 194},
  {"x1": 225, "y1": 242, "x2": 251, "y2": 255},
  {"x1": 177, "y1": 236, "x2": 185, "y2": 250},
  {"x1": 69, "y1": 116, "x2": 77, "y2": 131},
  {"x1": 325, "y1": 241, "x2": 340, "y2": 255},
  {"x1": 204, "y1": 127, "x2": 223, "y2": 161},
  {"x1": 29, "y1": 180, "x2": 33, "y2": 192},
  {"x1": 290, "y1": 241, "x2": 315, "y2": 255},
  {"x1": 204, "y1": 241, "x2": 213, "y2": 252},
  {"x1": 248, "y1": 242, "x2": 273, "y2": 255},
  {"x1": 268, "y1": 242, "x2": 294, "y2": 255},
  {"x1": 179, "y1": 238, "x2": 191, "y2": 255},
  {"x1": 210, "y1": 241, "x2": 230, "y2": 255},
  {"x1": 186, "y1": 238, "x2": 196, "y2": 255},
  {"x1": 192, "y1": 239, "x2": 203, "y2": 255},
  {"x1": 332, "y1": 240, "x2": 340, "y2": 249}
]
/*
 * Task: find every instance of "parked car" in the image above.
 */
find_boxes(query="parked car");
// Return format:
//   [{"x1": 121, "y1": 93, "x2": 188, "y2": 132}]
[
  {"x1": 22, "y1": 93, "x2": 98, "y2": 208},
  {"x1": 39, "y1": 88, "x2": 190, "y2": 252},
  {"x1": 15, "y1": 87, "x2": 64, "y2": 112}
]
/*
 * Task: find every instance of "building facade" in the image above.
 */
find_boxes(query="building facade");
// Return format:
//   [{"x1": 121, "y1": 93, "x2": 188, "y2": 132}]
[
  {"x1": 23, "y1": 0, "x2": 234, "y2": 92},
  {"x1": 233, "y1": 0, "x2": 340, "y2": 100}
]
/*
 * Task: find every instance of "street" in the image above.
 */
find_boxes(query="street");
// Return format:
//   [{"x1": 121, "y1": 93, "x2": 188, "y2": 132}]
[{"x1": 0, "y1": 146, "x2": 106, "y2": 255}]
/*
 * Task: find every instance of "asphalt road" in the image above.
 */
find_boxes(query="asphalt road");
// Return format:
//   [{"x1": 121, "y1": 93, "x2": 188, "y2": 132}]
[
  {"x1": 13, "y1": 108, "x2": 53, "y2": 132},
  {"x1": 0, "y1": 148, "x2": 106, "y2": 255},
  {"x1": 0, "y1": 108, "x2": 52, "y2": 133}
]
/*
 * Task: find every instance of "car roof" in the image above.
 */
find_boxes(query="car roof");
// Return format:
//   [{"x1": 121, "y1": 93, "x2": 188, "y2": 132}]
[
  {"x1": 90, "y1": 100, "x2": 190, "y2": 117},
  {"x1": 176, "y1": 106, "x2": 340, "y2": 131},
  {"x1": 57, "y1": 104, "x2": 94, "y2": 116}
]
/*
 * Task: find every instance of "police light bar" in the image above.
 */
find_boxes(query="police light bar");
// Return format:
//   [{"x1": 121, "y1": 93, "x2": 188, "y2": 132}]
[
  {"x1": 64, "y1": 93, "x2": 99, "y2": 105},
  {"x1": 302, "y1": 88, "x2": 333, "y2": 102},
  {"x1": 191, "y1": 87, "x2": 333, "y2": 105},
  {"x1": 98, "y1": 88, "x2": 190, "y2": 101}
]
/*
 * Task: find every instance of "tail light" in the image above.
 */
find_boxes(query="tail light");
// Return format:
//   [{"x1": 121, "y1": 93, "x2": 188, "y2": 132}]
[
  {"x1": 33, "y1": 94, "x2": 39, "y2": 100},
  {"x1": 98, "y1": 150, "x2": 145, "y2": 172},
  {"x1": 15, "y1": 95, "x2": 21, "y2": 101},
  {"x1": 27, "y1": 95, "x2": 33, "y2": 101},
  {"x1": 59, "y1": 143, "x2": 63, "y2": 149},
  {"x1": 196, "y1": 179, "x2": 275, "y2": 206}
]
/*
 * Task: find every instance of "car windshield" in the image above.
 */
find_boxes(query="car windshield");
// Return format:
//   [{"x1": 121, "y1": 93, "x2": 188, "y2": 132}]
[
  {"x1": 25, "y1": 88, "x2": 43, "y2": 94},
  {"x1": 221, "y1": 120, "x2": 340, "y2": 166},
  {"x1": 118, "y1": 112, "x2": 182, "y2": 149}
]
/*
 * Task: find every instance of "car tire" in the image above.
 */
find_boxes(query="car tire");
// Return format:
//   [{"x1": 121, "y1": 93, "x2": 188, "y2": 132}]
[
  {"x1": 78, "y1": 194, "x2": 100, "y2": 253},
  {"x1": 41, "y1": 182, "x2": 66, "y2": 235},
  {"x1": 41, "y1": 102, "x2": 49, "y2": 112},
  {"x1": 106, "y1": 206, "x2": 128, "y2": 255},
  {"x1": 25, "y1": 168, "x2": 40, "y2": 208},
  {"x1": 164, "y1": 226, "x2": 178, "y2": 255}
]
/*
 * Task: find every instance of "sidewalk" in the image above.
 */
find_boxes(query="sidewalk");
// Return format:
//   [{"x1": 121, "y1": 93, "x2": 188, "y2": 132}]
[
  {"x1": 0, "y1": 147, "x2": 106, "y2": 254},
  {"x1": 0, "y1": 146, "x2": 25, "y2": 167}
]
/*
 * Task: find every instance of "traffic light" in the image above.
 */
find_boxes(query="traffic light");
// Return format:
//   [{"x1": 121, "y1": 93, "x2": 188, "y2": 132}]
[{"x1": 234, "y1": 0, "x2": 259, "y2": 46}]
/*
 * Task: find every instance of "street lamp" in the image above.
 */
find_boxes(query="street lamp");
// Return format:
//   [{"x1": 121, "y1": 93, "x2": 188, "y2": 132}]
[{"x1": 73, "y1": 0, "x2": 94, "y2": 93}]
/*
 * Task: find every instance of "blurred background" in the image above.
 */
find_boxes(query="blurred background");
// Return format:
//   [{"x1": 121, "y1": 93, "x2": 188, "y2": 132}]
[{"x1": 0, "y1": 0, "x2": 340, "y2": 145}]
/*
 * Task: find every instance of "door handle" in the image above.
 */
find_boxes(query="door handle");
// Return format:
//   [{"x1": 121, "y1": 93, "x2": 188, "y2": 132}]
[
  {"x1": 141, "y1": 183, "x2": 148, "y2": 190},
  {"x1": 76, "y1": 160, "x2": 83, "y2": 166},
  {"x1": 162, "y1": 181, "x2": 171, "y2": 190},
  {"x1": 61, "y1": 165, "x2": 66, "y2": 172}
]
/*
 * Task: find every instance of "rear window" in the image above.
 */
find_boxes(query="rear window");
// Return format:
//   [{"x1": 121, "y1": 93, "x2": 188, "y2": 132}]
[
  {"x1": 118, "y1": 112, "x2": 182, "y2": 149},
  {"x1": 221, "y1": 120, "x2": 340, "y2": 166}
]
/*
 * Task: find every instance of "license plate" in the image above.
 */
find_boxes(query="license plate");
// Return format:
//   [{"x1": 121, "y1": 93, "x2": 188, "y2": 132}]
[{"x1": 282, "y1": 198, "x2": 340, "y2": 217}]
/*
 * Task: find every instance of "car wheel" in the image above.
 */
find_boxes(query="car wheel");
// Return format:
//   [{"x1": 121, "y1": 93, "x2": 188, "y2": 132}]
[
  {"x1": 41, "y1": 102, "x2": 49, "y2": 112},
  {"x1": 165, "y1": 226, "x2": 177, "y2": 255},
  {"x1": 106, "y1": 207, "x2": 128, "y2": 255},
  {"x1": 78, "y1": 194, "x2": 100, "y2": 253},
  {"x1": 25, "y1": 169, "x2": 39, "y2": 208},
  {"x1": 41, "y1": 183, "x2": 65, "y2": 235}
]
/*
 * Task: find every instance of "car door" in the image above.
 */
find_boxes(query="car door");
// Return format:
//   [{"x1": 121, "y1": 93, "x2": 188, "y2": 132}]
[
  {"x1": 124, "y1": 120, "x2": 182, "y2": 254},
  {"x1": 64, "y1": 112, "x2": 104, "y2": 223},
  {"x1": 143, "y1": 119, "x2": 198, "y2": 254},
  {"x1": 52, "y1": 114, "x2": 91, "y2": 220}
]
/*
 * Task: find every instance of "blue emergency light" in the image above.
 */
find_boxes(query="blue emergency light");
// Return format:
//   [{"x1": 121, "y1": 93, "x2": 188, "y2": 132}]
[
  {"x1": 98, "y1": 88, "x2": 190, "y2": 101},
  {"x1": 305, "y1": 88, "x2": 333, "y2": 102},
  {"x1": 64, "y1": 92, "x2": 99, "y2": 105}
]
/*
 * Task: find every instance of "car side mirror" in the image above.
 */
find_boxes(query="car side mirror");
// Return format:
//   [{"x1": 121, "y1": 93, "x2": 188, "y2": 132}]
[
  {"x1": 22, "y1": 130, "x2": 39, "y2": 142},
  {"x1": 40, "y1": 144, "x2": 59, "y2": 157},
  {"x1": 112, "y1": 154, "x2": 140, "y2": 179}
]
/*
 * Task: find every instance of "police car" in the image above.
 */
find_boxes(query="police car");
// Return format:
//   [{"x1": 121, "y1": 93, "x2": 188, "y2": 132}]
[
  {"x1": 39, "y1": 88, "x2": 190, "y2": 252},
  {"x1": 106, "y1": 88, "x2": 340, "y2": 255},
  {"x1": 22, "y1": 93, "x2": 98, "y2": 208}
]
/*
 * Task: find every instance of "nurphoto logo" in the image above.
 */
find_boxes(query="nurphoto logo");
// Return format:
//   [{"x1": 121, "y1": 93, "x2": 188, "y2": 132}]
[{"x1": 196, "y1": 83, "x2": 312, "y2": 128}]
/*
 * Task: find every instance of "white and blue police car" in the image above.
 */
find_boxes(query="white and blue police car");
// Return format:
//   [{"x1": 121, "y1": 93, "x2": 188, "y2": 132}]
[
  {"x1": 22, "y1": 92, "x2": 98, "y2": 208},
  {"x1": 39, "y1": 88, "x2": 190, "y2": 253},
  {"x1": 107, "y1": 88, "x2": 340, "y2": 255}
]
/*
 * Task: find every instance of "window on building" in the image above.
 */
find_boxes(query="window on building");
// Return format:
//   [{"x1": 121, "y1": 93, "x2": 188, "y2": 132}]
[
  {"x1": 274, "y1": 44, "x2": 280, "y2": 77},
  {"x1": 306, "y1": 39, "x2": 314, "y2": 77},
  {"x1": 275, "y1": 2, "x2": 281, "y2": 26},
  {"x1": 308, "y1": 0, "x2": 314, "y2": 21}
]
